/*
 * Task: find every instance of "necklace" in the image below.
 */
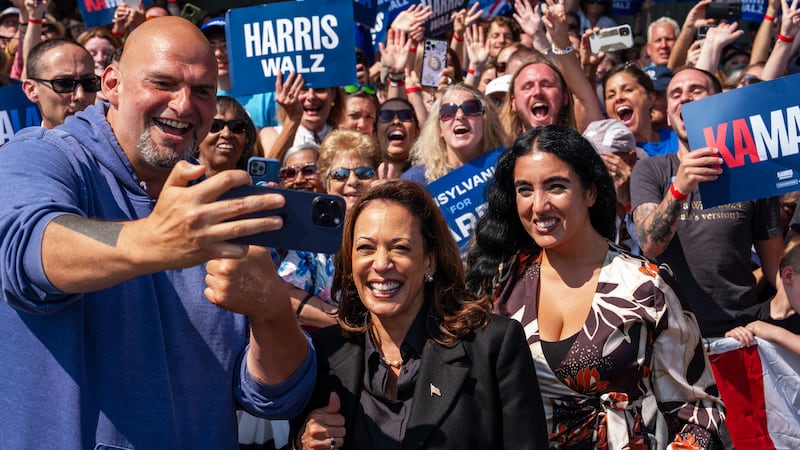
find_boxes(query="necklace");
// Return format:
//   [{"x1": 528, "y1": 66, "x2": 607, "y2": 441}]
[{"x1": 380, "y1": 356, "x2": 403, "y2": 368}]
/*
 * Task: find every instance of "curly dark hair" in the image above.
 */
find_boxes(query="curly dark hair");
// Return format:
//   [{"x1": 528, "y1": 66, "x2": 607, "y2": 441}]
[
  {"x1": 466, "y1": 125, "x2": 617, "y2": 296},
  {"x1": 333, "y1": 180, "x2": 490, "y2": 345}
]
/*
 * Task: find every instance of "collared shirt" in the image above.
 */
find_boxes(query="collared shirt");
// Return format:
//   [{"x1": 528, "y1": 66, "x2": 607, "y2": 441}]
[{"x1": 359, "y1": 307, "x2": 427, "y2": 449}]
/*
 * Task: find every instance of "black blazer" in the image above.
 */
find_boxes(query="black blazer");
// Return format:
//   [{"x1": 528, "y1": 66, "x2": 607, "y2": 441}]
[{"x1": 294, "y1": 315, "x2": 548, "y2": 450}]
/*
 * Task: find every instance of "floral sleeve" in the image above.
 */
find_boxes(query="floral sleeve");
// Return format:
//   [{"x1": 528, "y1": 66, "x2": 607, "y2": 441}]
[{"x1": 651, "y1": 269, "x2": 726, "y2": 450}]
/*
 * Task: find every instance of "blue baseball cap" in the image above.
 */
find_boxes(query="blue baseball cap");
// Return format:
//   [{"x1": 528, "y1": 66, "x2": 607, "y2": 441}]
[{"x1": 200, "y1": 17, "x2": 225, "y2": 36}]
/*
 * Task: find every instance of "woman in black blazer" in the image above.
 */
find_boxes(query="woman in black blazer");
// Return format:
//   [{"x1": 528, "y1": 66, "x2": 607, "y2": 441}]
[{"x1": 291, "y1": 180, "x2": 548, "y2": 450}]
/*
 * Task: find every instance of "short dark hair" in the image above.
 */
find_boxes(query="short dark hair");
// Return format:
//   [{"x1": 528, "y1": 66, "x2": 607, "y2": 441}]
[
  {"x1": 26, "y1": 38, "x2": 91, "y2": 79},
  {"x1": 602, "y1": 63, "x2": 655, "y2": 99},
  {"x1": 671, "y1": 66, "x2": 723, "y2": 95}
]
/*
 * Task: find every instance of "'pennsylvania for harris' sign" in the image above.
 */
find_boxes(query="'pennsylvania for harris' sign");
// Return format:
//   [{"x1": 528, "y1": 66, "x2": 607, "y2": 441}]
[{"x1": 226, "y1": 0, "x2": 357, "y2": 95}]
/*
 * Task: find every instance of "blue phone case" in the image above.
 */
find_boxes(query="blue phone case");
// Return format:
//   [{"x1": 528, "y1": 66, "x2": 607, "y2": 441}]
[
  {"x1": 217, "y1": 185, "x2": 346, "y2": 254},
  {"x1": 247, "y1": 157, "x2": 281, "y2": 186}
]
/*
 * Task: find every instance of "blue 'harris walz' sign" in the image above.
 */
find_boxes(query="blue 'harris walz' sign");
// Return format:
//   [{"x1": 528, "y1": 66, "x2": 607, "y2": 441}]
[
  {"x1": 683, "y1": 73, "x2": 800, "y2": 208},
  {"x1": 226, "y1": 0, "x2": 357, "y2": 95},
  {"x1": 0, "y1": 84, "x2": 42, "y2": 145}
]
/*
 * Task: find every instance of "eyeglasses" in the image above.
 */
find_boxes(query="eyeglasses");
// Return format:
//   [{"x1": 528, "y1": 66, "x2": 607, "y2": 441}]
[
  {"x1": 378, "y1": 109, "x2": 415, "y2": 123},
  {"x1": 30, "y1": 76, "x2": 102, "y2": 93},
  {"x1": 280, "y1": 162, "x2": 319, "y2": 180},
  {"x1": 210, "y1": 119, "x2": 247, "y2": 134},
  {"x1": 439, "y1": 99, "x2": 484, "y2": 121},
  {"x1": 328, "y1": 167, "x2": 376, "y2": 181},
  {"x1": 495, "y1": 61, "x2": 508, "y2": 73},
  {"x1": 344, "y1": 84, "x2": 377, "y2": 95}
]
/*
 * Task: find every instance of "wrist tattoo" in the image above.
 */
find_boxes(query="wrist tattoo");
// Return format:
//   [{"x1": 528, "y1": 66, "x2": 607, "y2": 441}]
[{"x1": 53, "y1": 214, "x2": 123, "y2": 248}]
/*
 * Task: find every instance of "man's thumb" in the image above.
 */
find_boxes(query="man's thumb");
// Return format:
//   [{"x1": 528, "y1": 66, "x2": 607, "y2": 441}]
[
  {"x1": 164, "y1": 161, "x2": 205, "y2": 189},
  {"x1": 326, "y1": 391, "x2": 341, "y2": 414}
]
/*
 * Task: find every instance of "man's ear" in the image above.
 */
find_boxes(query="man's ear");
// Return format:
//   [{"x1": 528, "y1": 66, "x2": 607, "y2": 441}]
[
  {"x1": 22, "y1": 79, "x2": 38, "y2": 104},
  {"x1": 102, "y1": 64, "x2": 121, "y2": 106},
  {"x1": 782, "y1": 266, "x2": 796, "y2": 286}
]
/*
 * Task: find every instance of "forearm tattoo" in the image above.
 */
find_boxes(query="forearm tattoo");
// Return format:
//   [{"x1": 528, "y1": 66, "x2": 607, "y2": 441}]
[
  {"x1": 637, "y1": 198, "x2": 683, "y2": 247},
  {"x1": 53, "y1": 214, "x2": 123, "y2": 248}
]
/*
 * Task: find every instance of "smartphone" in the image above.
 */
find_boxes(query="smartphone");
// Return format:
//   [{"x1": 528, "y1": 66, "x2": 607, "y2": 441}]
[
  {"x1": 697, "y1": 25, "x2": 712, "y2": 40},
  {"x1": 589, "y1": 24, "x2": 634, "y2": 54},
  {"x1": 247, "y1": 157, "x2": 281, "y2": 186},
  {"x1": 218, "y1": 185, "x2": 346, "y2": 254},
  {"x1": 180, "y1": 2, "x2": 203, "y2": 24},
  {"x1": 421, "y1": 39, "x2": 448, "y2": 88},
  {"x1": 706, "y1": 2, "x2": 742, "y2": 21}
]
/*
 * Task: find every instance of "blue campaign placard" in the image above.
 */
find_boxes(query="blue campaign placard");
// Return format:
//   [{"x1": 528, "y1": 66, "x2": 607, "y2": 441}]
[
  {"x1": 683, "y1": 73, "x2": 800, "y2": 208},
  {"x1": 427, "y1": 147, "x2": 503, "y2": 257},
  {"x1": 0, "y1": 84, "x2": 42, "y2": 145},
  {"x1": 422, "y1": 0, "x2": 467, "y2": 38},
  {"x1": 77, "y1": 0, "x2": 152, "y2": 28},
  {"x1": 226, "y1": 0, "x2": 357, "y2": 95},
  {"x1": 354, "y1": 0, "x2": 378, "y2": 27},
  {"x1": 741, "y1": 0, "x2": 768, "y2": 22}
]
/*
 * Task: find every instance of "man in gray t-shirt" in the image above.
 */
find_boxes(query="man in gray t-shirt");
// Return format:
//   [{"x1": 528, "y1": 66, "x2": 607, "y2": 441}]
[{"x1": 631, "y1": 67, "x2": 783, "y2": 337}]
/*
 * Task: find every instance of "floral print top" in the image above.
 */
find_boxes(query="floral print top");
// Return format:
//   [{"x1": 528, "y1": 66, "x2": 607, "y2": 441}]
[
  {"x1": 494, "y1": 244, "x2": 725, "y2": 450},
  {"x1": 278, "y1": 250, "x2": 335, "y2": 305}
]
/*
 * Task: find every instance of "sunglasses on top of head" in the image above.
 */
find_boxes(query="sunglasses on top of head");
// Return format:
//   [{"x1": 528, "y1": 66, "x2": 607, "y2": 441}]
[
  {"x1": 209, "y1": 119, "x2": 248, "y2": 134},
  {"x1": 30, "y1": 75, "x2": 102, "y2": 94},
  {"x1": 344, "y1": 84, "x2": 377, "y2": 95},
  {"x1": 327, "y1": 167, "x2": 376, "y2": 181},
  {"x1": 438, "y1": 99, "x2": 484, "y2": 122}
]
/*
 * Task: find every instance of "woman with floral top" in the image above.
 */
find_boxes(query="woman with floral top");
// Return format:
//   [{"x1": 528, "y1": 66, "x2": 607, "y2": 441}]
[{"x1": 466, "y1": 125, "x2": 726, "y2": 449}]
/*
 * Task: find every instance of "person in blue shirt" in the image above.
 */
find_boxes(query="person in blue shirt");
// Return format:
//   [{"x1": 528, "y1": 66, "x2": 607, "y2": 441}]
[{"x1": 0, "y1": 16, "x2": 315, "y2": 449}]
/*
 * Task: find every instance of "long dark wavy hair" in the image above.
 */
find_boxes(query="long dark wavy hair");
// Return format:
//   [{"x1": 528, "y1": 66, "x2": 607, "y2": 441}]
[
  {"x1": 465, "y1": 125, "x2": 617, "y2": 296},
  {"x1": 333, "y1": 180, "x2": 490, "y2": 345}
]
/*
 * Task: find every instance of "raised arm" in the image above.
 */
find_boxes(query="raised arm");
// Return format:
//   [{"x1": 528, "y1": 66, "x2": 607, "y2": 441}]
[
  {"x1": 463, "y1": 24, "x2": 489, "y2": 87},
  {"x1": 261, "y1": 71, "x2": 305, "y2": 160},
  {"x1": 763, "y1": 0, "x2": 800, "y2": 81},
  {"x1": 541, "y1": 0, "x2": 603, "y2": 132},
  {"x1": 632, "y1": 149, "x2": 723, "y2": 259},
  {"x1": 668, "y1": 0, "x2": 711, "y2": 70},
  {"x1": 751, "y1": 0, "x2": 780, "y2": 64},
  {"x1": 695, "y1": 21, "x2": 743, "y2": 74},
  {"x1": 41, "y1": 162, "x2": 285, "y2": 293},
  {"x1": 513, "y1": 0, "x2": 549, "y2": 54}
]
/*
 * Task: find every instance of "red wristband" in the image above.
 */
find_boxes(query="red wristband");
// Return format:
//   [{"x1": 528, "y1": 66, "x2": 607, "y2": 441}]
[
  {"x1": 405, "y1": 86, "x2": 421, "y2": 94},
  {"x1": 452, "y1": 33, "x2": 463, "y2": 42},
  {"x1": 390, "y1": 80, "x2": 406, "y2": 87},
  {"x1": 28, "y1": 18, "x2": 43, "y2": 25},
  {"x1": 409, "y1": 47, "x2": 417, "y2": 52},
  {"x1": 764, "y1": 13, "x2": 775, "y2": 22},
  {"x1": 467, "y1": 68, "x2": 477, "y2": 75},
  {"x1": 625, "y1": 204, "x2": 632, "y2": 213},
  {"x1": 112, "y1": 30, "x2": 125, "y2": 37},
  {"x1": 669, "y1": 183, "x2": 688, "y2": 201},
  {"x1": 778, "y1": 33, "x2": 795, "y2": 43}
]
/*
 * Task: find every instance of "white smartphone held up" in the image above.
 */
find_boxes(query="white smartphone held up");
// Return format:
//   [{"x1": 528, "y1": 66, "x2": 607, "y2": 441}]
[
  {"x1": 589, "y1": 24, "x2": 634, "y2": 54},
  {"x1": 421, "y1": 39, "x2": 448, "y2": 87}
]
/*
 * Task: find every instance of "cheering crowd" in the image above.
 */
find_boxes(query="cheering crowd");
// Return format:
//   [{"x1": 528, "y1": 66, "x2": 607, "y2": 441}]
[{"x1": 1, "y1": 0, "x2": 800, "y2": 448}]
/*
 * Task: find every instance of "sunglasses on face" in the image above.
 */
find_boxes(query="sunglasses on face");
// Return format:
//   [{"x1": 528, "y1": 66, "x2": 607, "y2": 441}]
[
  {"x1": 280, "y1": 162, "x2": 319, "y2": 180},
  {"x1": 328, "y1": 167, "x2": 376, "y2": 182},
  {"x1": 378, "y1": 109, "x2": 415, "y2": 123},
  {"x1": 30, "y1": 75, "x2": 102, "y2": 93},
  {"x1": 439, "y1": 99, "x2": 484, "y2": 122},
  {"x1": 209, "y1": 119, "x2": 247, "y2": 134},
  {"x1": 344, "y1": 84, "x2": 377, "y2": 95}
]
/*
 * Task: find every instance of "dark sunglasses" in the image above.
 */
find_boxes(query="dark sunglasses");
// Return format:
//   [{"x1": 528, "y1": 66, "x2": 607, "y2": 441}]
[
  {"x1": 344, "y1": 84, "x2": 377, "y2": 95},
  {"x1": 378, "y1": 109, "x2": 415, "y2": 123},
  {"x1": 30, "y1": 75, "x2": 101, "y2": 94},
  {"x1": 439, "y1": 99, "x2": 484, "y2": 121},
  {"x1": 210, "y1": 119, "x2": 247, "y2": 134},
  {"x1": 279, "y1": 162, "x2": 319, "y2": 180},
  {"x1": 328, "y1": 167, "x2": 376, "y2": 182},
  {"x1": 495, "y1": 61, "x2": 508, "y2": 73},
  {"x1": 740, "y1": 74, "x2": 762, "y2": 86}
]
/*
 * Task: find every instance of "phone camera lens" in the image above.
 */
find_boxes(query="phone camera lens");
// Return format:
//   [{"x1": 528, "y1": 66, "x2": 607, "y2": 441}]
[{"x1": 620, "y1": 27, "x2": 629, "y2": 36}]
